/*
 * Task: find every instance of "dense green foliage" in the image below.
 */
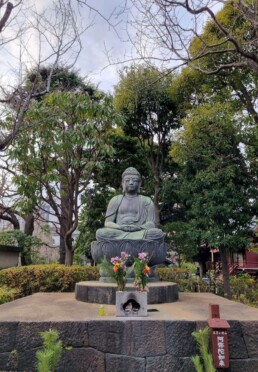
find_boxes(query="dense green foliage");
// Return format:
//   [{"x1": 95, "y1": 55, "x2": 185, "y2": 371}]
[
  {"x1": 8, "y1": 88, "x2": 122, "y2": 265},
  {"x1": 0, "y1": 264, "x2": 99, "y2": 297},
  {"x1": 114, "y1": 65, "x2": 180, "y2": 223},
  {"x1": 170, "y1": 101, "x2": 257, "y2": 297}
]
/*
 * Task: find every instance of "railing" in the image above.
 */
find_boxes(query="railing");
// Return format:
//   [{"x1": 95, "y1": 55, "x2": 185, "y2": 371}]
[{"x1": 214, "y1": 262, "x2": 239, "y2": 275}]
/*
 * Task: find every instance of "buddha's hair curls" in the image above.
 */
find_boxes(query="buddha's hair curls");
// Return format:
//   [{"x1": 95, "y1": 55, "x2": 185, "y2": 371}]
[{"x1": 122, "y1": 167, "x2": 141, "y2": 180}]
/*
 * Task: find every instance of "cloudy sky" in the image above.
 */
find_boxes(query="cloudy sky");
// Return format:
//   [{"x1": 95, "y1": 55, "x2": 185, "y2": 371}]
[
  {"x1": 75, "y1": 0, "x2": 132, "y2": 93},
  {"x1": 0, "y1": 0, "x2": 133, "y2": 94},
  {"x1": 1, "y1": 0, "x2": 222, "y2": 94}
]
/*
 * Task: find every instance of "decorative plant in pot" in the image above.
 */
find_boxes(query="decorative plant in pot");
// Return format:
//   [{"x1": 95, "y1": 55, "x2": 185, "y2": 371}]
[{"x1": 134, "y1": 252, "x2": 150, "y2": 291}]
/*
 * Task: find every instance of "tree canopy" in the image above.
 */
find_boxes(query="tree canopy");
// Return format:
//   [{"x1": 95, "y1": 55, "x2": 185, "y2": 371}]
[{"x1": 8, "y1": 88, "x2": 122, "y2": 265}]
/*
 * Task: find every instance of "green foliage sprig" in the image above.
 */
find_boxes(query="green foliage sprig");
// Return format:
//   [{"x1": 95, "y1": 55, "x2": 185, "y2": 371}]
[
  {"x1": 192, "y1": 327, "x2": 216, "y2": 372},
  {"x1": 36, "y1": 329, "x2": 62, "y2": 372}
]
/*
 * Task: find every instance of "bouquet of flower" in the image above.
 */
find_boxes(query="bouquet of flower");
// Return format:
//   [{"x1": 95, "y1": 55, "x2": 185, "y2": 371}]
[
  {"x1": 111, "y1": 252, "x2": 130, "y2": 291},
  {"x1": 134, "y1": 252, "x2": 150, "y2": 291}
]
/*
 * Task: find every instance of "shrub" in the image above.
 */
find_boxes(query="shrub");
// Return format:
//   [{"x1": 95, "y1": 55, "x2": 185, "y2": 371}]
[
  {"x1": 230, "y1": 274, "x2": 258, "y2": 307},
  {"x1": 156, "y1": 267, "x2": 214, "y2": 293},
  {"x1": 0, "y1": 285, "x2": 20, "y2": 304},
  {"x1": 156, "y1": 267, "x2": 189, "y2": 281},
  {"x1": 0, "y1": 264, "x2": 99, "y2": 297}
]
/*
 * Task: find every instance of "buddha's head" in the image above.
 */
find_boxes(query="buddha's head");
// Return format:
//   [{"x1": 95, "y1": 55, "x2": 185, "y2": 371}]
[{"x1": 122, "y1": 167, "x2": 142, "y2": 194}]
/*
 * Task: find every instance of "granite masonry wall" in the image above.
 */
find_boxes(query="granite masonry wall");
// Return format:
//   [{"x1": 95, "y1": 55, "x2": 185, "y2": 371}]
[{"x1": 0, "y1": 320, "x2": 258, "y2": 372}]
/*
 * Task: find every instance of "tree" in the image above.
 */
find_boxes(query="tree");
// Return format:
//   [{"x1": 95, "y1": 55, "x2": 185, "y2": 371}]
[
  {"x1": 114, "y1": 64, "x2": 180, "y2": 224},
  {"x1": 170, "y1": 102, "x2": 258, "y2": 298},
  {"x1": 1, "y1": 0, "x2": 121, "y2": 150},
  {"x1": 0, "y1": 0, "x2": 87, "y2": 150},
  {"x1": 8, "y1": 89, "x2": 122, "y2": 265},
  {"x1": 129, "y1": 1, "x2": 258, "y2": 74}
]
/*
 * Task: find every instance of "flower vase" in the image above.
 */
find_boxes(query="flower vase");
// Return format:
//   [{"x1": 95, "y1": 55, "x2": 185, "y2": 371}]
[{"x1": 116, "y1": 279, "x2": 126, "y2": 292}]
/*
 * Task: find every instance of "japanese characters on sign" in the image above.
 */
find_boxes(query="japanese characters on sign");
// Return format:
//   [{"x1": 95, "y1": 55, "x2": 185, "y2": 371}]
[{"x1": 211, "y1": 330, "x2": 229, "y2": 368}]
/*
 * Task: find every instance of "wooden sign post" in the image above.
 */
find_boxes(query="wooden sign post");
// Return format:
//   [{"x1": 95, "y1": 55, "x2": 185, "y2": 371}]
[{"x1": 208, "y1": 304, "x2": 230, "y2": 369}]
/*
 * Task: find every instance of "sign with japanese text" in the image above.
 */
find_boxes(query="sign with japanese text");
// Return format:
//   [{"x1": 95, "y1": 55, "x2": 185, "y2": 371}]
[{"x1": 211, "y1": 330, "x2": 229, "y2": 369}]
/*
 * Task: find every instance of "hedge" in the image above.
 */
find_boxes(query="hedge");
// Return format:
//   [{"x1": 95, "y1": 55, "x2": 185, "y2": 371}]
[
  {"x1": 156, "y1": 267, "x2": 212, "y2": 293},
  {"x1": 0, "y1": 264, "x2": 99, "y2": 297},
  {"x1": 0, "y1": 285, "x2": 20, "y2": 304}
]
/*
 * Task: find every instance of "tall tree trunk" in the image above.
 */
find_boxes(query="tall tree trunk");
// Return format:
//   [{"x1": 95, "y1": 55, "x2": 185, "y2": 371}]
[
  {"x1": 153, "y1": 171, "x2": 161, "y2": 227},
  {"x1": 220, "y1": 247, "x2": 232, "y2": 299},
  {"x1": 59, "y1": 182, "x2": 69, "y2": 264},
  {"x1": 65, "y1": 234, "x2": 73, "y2": 266},
  {"x1": 21, "y1": 213, "x2": 34, "y2": 265},
  {"x1": 24, "y1": 213, "x2": 34, "y2": 235},
  {"x1": 59, "y1": 227, "x2": 66, "y2": 264}
]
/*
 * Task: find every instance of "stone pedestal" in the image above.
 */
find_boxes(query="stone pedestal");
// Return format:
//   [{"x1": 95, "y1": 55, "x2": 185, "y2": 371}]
[
  {"x1": 75, "y1": 281, "x2": 179, "y2": 304},
  {"x1": 116, "y1": 291, "x2": 148, "y2": 317},
  {"x1": 91, "y1": 239, "x2": 167, "y2": 266}
]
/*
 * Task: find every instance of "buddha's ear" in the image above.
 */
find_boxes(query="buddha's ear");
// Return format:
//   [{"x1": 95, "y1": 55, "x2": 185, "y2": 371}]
[
  {"x1": 137, "y1": 181, "x2": 142, "y2": 192},
  {"x1": 122, "y1": 179, "x2": 125, "y2": 192}
]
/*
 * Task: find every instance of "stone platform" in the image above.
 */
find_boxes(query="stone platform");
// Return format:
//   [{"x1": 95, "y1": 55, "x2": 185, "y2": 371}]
[
  {"x1": 0, "y1": 293, "x2": 258, "y2": 371},
  {"x1": 0, "y1": 293, "x2": 258, "y2": 372},
  {"x1": 75, "y1": 281, "x2": 179, "y2": 305}
]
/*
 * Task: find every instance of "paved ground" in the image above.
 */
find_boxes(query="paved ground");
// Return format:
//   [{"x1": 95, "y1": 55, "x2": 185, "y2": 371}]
[{"x1": 0, "y1": 292, "x2": 257, "y2": 322}]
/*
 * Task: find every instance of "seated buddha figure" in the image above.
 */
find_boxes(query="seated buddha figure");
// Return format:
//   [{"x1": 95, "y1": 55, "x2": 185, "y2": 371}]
[{"x1": 96, "y1": 167, "x2": 164, "y2": 241}]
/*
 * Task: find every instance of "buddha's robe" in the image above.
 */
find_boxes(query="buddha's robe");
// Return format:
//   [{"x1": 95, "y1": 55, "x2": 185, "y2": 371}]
[{"x1": 96, "y1": 194, "x2": 164, "y2": 241}]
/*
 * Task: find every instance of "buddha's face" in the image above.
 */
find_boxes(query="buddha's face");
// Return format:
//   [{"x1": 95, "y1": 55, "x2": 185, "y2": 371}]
[{"x1": 122, "y1": 174, "x2": 141, "y2": 194}]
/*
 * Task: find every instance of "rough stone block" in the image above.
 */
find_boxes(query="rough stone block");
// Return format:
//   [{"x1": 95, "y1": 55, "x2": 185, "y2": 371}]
[
  {"x1": 124, "y1": 320, "x2": 166, "y2": 357},
  {"x1": 0, "y1": 322, "x2": 18, "y2": 352},
  {"x1": 146, "y1": 355, "x2": 194, "y2": 372},
  {"x1": 57, "y1": 347, "x2": 105, "y2": 372},
  {"x1": 88, "y1": 321, "x2": 126, "y2": 354},
  {"x1": 0, "y1": 351, "x2": 18, "y2": 371},
  {"x1": 228, "y1": 321, "x2": 248, "y2": 359},
  {"x1": 229, "y1": 358, "x2": 258, "y2": 372},
  {"x1": 17, "y1": 348, "x2": 38, "y2": 371},
  {"x1": 51, "y1": 321, "x2": 88, "y2": 347},
  {"x1": 105, "y1": 353, "x2": 145, "y2": 372},
  {"x1": 16, "y1": 322, "x2": 52, "y2": 351},
  {"x1": 242, "y1": 322, "x2": 258, "y2": 358},
  {"x1": 116, "y1": 291, "x2": 147, "y2": 317},
  {"x1": 166, "y1": 321, "x2": 196, "y2": 357}
]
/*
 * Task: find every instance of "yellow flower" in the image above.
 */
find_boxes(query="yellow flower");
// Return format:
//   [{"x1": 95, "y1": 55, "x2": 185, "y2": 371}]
[
  {"x1": 145, "y1": 265, "x2": 150, "y2": 271},
  {"x1": 115, "y1": 262, "x2": 120, "y2": 267}
]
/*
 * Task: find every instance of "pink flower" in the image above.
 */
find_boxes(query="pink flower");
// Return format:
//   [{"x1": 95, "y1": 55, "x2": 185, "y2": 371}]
[
  {"x1": 138, "y1": 252, "x2": 147, "y2": 260},
  {"x1": 111, "y1": 256, "x2": 120, "y2": 264},
  {"x1": 121, "y1": 252, "x2": 130, "y2": 259}
]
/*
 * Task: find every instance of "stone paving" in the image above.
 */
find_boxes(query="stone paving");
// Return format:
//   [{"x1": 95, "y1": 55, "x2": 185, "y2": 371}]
[{"x1": 0, "y1": 292, "x2": 258, "y2": 321}]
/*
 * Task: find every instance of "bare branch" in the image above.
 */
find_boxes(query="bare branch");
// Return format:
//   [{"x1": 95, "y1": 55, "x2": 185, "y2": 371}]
[{"x1": 0, "y1": 1, "x2": 13, "y2": 32}]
